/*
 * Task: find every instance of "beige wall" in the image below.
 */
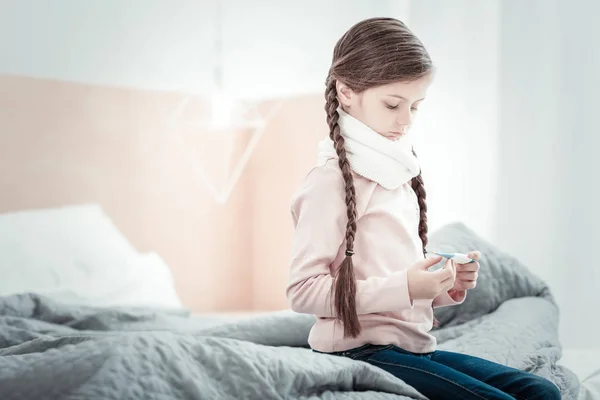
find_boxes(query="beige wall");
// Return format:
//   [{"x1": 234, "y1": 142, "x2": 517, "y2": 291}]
[{"x1": 0, "y1": 74, "x2": 326, "y2": 312}]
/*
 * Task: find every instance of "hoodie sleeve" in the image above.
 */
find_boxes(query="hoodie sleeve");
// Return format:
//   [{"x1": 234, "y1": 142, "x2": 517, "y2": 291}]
[{"x1": 286, "y1": 163, "x2": 414, "y2": 318}]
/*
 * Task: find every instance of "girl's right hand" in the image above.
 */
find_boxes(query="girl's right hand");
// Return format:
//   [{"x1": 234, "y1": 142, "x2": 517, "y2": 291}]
[{"x1": 407, "y1": 256, "x2": 456, "y2": 301}]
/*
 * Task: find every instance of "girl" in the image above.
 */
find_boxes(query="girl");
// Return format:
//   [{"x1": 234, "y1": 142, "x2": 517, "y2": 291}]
[{"x1": 286, "y1": 17, "x2": 561, "y2": 400}]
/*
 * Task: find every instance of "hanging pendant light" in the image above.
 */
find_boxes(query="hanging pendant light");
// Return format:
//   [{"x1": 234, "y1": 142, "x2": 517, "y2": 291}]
[{"x1": 166, "y1": 0, "x2": 282, "y2": 203}]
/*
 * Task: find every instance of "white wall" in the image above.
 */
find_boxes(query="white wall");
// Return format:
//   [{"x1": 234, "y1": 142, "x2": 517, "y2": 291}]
[
  {"x1": 496, "y1": 0, "x2": 600, "y2": 349},
  {"x1": 409, "y1": 0, "x2": 600, "y2": 349},
  {"x1": 408, "y1": 1, "x2": 500, "y2": 239},
  {"x1": 0, "y1": 0, "x2": 403, "y2": 99},
  {"x1": 495, "y1": 0, "x2": 566, "y2": 311},
  {"x1": 556, "y1": 0, "x2": 600, "y2": 346}
]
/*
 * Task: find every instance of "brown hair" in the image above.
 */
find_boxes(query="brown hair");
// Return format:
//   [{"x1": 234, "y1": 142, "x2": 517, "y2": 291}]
[{"x1": 325, "y1": 17, "x2": 433, "y2": 338}]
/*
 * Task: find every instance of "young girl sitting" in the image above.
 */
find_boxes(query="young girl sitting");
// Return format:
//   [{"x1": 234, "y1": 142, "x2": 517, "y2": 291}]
[{"x1": 286, "y1": 17, "x2": 561, "y2": 400}]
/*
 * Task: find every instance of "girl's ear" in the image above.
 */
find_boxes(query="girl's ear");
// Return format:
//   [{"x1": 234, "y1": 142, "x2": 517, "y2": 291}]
[{"x1": 336, "y1": 81, "x2": 354, "y2": 108}]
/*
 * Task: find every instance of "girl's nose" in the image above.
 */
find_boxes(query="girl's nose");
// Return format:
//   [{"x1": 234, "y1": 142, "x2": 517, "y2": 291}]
[{"x1": 396, "y1": 107, "x2": 413, "y2": 126}]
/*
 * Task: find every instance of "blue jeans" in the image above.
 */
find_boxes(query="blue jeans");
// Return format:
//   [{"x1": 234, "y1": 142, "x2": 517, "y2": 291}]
[{"x1": 321, "y1": 344, "x2": 561, "y2": 400}]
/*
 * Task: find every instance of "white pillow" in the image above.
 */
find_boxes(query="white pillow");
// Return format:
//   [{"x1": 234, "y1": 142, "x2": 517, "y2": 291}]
[
  {"x1": 0, "y1": 204, "x2": 183, "y2": 309},
  {"x1": 34, "y1": 252, "x2": 184, "y2": 310}
]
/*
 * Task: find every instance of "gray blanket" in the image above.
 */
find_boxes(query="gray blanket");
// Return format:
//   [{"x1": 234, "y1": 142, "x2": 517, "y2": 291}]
[{"x1": 0, "y1": 223, "x2": 580, "y2": 400}]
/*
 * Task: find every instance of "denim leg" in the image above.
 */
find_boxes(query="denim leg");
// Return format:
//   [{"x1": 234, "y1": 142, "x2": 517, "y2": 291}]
[
  {"x1": 358, "y1": 346, "x2": 516, "y2": 400},
  {"x1": 430, "y1": 350, "x2": 561, "y2": 400}
]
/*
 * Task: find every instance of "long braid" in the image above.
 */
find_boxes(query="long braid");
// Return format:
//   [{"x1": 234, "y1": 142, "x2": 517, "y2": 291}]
[
  {"x1": 410, "y1": 150, "x2": 428, "y2": 255},
  {"x1": 411, "y1": 149, "x2": 439, "y2": 326},
  {"x1": 325, "y1": 76, "x2": 361, "y2": 338}
]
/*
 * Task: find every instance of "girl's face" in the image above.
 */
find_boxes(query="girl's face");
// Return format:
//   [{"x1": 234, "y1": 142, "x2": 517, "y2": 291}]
[{"x1": 336, "y1": 73, "x2": 434, "y2": 141}]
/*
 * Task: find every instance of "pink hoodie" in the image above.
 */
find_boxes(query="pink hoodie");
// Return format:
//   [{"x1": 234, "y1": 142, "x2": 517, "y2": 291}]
[{"x1": 286, "y1": 158, "x2": 465, "y2": 353}]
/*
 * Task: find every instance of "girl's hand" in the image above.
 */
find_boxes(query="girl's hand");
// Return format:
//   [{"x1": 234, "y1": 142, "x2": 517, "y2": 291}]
[
  {"x1": 407, "y1": 256, "x2": 456, "y2": 301},
  {"x1": 448, "y1": 251, "x2": 480, "y2": 298}
]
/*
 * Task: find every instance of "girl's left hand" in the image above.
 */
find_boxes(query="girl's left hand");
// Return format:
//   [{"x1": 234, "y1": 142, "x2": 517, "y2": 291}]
[{"x1": 448, "y1": 251, "x2": 480, "y2": 298}]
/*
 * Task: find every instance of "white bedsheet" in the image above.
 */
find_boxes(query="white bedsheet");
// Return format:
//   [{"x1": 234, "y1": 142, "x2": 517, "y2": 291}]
[{"x1": 559, "y1": 349, "x2": 600, "y2": 400}]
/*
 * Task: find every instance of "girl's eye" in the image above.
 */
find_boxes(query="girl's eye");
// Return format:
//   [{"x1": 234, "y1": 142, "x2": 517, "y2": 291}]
[
  {"x1": 411, "y1": 107, "x2": 419, "y2": 112},
  {"x1": 385, "y1": 104, "x2": 398, "y2": 110}
]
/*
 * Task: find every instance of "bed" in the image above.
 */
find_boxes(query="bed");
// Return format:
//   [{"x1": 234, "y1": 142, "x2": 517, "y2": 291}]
[{"x1": 0, "y1": 205, "x2": 584, "y2": 399}]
